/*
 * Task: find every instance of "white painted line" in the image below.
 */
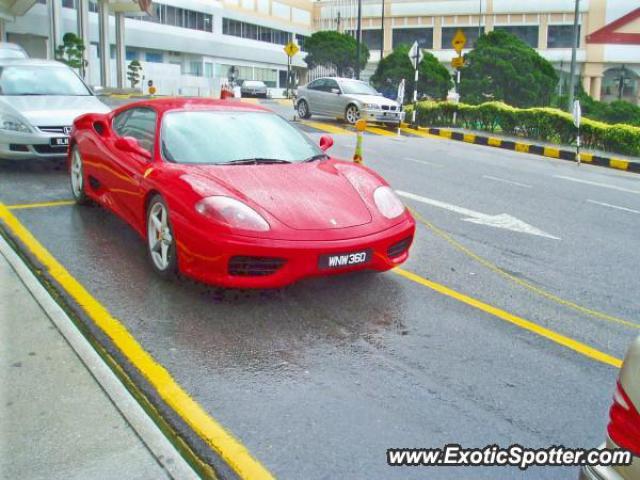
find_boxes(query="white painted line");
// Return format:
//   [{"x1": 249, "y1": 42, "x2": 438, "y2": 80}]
[
  {"x1": 554, "y1": 175, "x2": 640, "y2": 195},
  {"x1": 586, "y1": 199, "x2": 640, "y2": 215},
  {"x1": 403, "y1": 157, "x2": 444, "y2": 167},
  {"x1": 0, "y1": 235, "x2": 199, "y2": 480},
  {"x1": 396, "y1": 190, "x2": 560, "y2": 239},
  {"x1": 482, "y1": 175, "x2": 531, "y2": 188}
]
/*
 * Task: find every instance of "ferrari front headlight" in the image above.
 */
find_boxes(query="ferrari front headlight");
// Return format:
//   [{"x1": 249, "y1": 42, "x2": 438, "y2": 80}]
[
  {"x1": 0, "y1": 112, "x2": 32, "y2": 133},
  {"x1": 374, "y1": 186, "x2": 405, "y2": 219},
  {"x1": 195, "y1": 196, "x2": 270, "y2": 232}
]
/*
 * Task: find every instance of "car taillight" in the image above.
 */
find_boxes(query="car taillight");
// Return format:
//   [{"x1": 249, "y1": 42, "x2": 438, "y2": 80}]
[{"x1": 607, "y1": 381, "x2": 640, "y2": 456}]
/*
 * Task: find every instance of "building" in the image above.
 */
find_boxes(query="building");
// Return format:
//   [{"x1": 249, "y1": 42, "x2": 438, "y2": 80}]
[
  {"x1": 2, "y1": 0, "x2": 314, "y2": 96},
  {"x1": 314, "y1": 0, "x2": 640, "y2": 104}
]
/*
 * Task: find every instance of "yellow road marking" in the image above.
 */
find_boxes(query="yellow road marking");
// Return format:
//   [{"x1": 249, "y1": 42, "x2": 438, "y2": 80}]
[
  {"x1": 610, "y1": 159, "x2": 629, "y2": 171},
  {"x1": 400, "y1": 127, "x2": 441, "y2": 139},
  {"x1": 239, "y1": 98, "x2": 260, "y2": 104},
  {"x1": 0, "y1": 203, "x2": 275, "y2": 480},
  {"x1": 299, "y1": 120, "x2": 354, "y2": 135},
  {"x1": 365, "y1": 125, "x2": 396, "y2": 137},
  {"x1": 276, "y1": 99, "x2": 293, "y2": 107},
  {"x1": 7, "y1": 199, "x2": 75, "y2": 210},
  {"x1": 393, "y1": 267, "x2": 622, "y2": 369},
  {"x1": 408, "y1": 207, "x2": 638, "y2": 330}
]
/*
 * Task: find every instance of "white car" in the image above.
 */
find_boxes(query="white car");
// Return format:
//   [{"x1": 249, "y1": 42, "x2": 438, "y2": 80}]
[
  {"x1": 0, "y1": 59, "x2": 110, "y2": 160},
  {"x1": 295, "y1": 77, "x2": 405, "y2": 126},
  {"x1": 0, "y1": 42, "x2": 28, "y2": 59}
]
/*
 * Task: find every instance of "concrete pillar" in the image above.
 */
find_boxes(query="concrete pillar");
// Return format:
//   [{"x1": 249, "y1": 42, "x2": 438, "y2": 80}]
[
  {"x1": 115, "y1": 12, "x2": 126, "y2": 89},
  {"x1": 48, "y1": 0, "x2": 63, "y2": 59},
  {"x1": 0, "y1": 19, "x2": 6, "y2": 42},
  {"x1": 98, "y1": 0, "x2": 110, "y2": 87},
  {"x1": 582, "y1": 75, "x2": 592, "y2": 96},
  {"x1": 591, "y1": 76, "x2": 602, "y2": 100},
  {"x1": 77, "y1": 0, "x2": 90, "y2": 80},
  {"x1": 538, "y1": 15, "x2": 548, "y2": 49},
  {"x1": 433, "y1": 17, "x2": 442, "y2": 50}
]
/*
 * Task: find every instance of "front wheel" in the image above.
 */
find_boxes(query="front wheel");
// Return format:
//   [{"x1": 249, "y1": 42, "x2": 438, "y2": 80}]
[
  {"x1": 297, "y1": 99, "x2": 311, "y2": 119},
  {"x1": 345, "y1": 104, "x2": 360, "y2": 125},
  {"x1": 146, "y1": 195, "x2": 177, "y2": 278},
  {"x1": 70, "y1": 145, "x2": 90, "y2": 205}
]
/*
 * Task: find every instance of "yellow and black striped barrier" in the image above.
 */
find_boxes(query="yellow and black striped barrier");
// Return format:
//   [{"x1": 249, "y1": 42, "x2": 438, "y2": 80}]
[{"x1": 402, "y1": 124, "x2": 639, "y2": 174}]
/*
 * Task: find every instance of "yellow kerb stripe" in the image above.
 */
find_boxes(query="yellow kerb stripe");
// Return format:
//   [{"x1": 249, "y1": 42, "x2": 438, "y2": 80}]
[
  {"x1": 463, "y1": 133, "x2": 476, "y2": 143},
  {"x1": 544, "y1": 147, "x2": 560, "y2": 158},
  {"x1": 610, "y1": 159, "x2": 629, "y2": 171},
  {"x1": 0, "y1": 204, "x2": 275, "y2": 480},
  {"x1": 515, "y1": 143, "x2": 530, "y2": 153},
  {"x1": 393, "y1": 267, "x2": 622, "y2": 369},
  {"x1": 488, "y1": 137, "x2": 502, "y2": 147}
]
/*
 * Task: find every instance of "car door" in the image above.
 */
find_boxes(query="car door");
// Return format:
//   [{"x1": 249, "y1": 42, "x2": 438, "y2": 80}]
[
  {"x1": 106, "y1": 107, "x2": 157, "y2": 230},
  {"x1": 304, "y1": 79, "x2": 325, "y2": 115},
  {"x1": 322, "y1": 78, "x2": 344, "y2": 117}
]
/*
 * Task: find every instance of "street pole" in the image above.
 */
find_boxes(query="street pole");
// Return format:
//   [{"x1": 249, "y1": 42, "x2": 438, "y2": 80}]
[
  {"x1": 618, "y1": 64, "x2": 626, "y2": 100},
  {"x1": 286, "y1": 55, "x2": 291, "y2": 99},
  {"x1": 355, "y1": 0, "x2": 362, "y2": 79},
  {"x1": 411, "y1": 48, "x2": 419, "y2": 128},
  {"x1": 478, "y1": 0, "x2": 482, "y2": 38},
  {"x1": 380, "y1": 0, "x2": 385, "y2": 62},
  {"x1": 567, "y1": 0, "x2": 580, "y2": 112}
]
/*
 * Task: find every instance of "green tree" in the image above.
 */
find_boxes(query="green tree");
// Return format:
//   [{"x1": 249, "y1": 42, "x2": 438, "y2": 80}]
[
  {"x1": 55, "y1": 32, "x2": 87, "y2": 78},
  {"x1": 460, "y1": 30, "x2": 558, "y2": 107},
  {"x1": 303, "y1": 31, "x2": 369, "y2": 77},
  {"x1": 370, "y1": 45, "x2": 453, "y2": 102},
  {"x1": 127, "y1": 60, "x2": 142, "y2": 89}
]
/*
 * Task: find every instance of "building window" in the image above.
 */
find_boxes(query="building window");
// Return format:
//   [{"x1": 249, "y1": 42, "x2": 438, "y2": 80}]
[
  {"x1": 361, "y1": 29, "x2": 383, "y2": 50},
  {"x1": 441, "y1": 27, "x2": 484, "y2": 49},
  {"x1": 126, "y1": 49, "x2": 138, "y2": 61},
  {"x1": 190, "y1": 62, "x2": 203, "y2": 77},
  {"x1": 131, "y1": 3, "x2": 213, "y2": 32},
  {"x1": 494, "y1": 25, "x2": 539, "y2": 48},
  {"x1": 392, "y1": 27, "x2": 433, "y2": 50},
  {"x1": 222, "y1": 18, "x2": 292, "y2": 46},
  {"x1": 295, "y1": 34, "x2": 308, "y2": 51},
  {"x1": 547, "y1": 25, "x2": 580, "y2": 48},
  {"x1": 145, "y1": 52, "x2": 163, "y2": 63}
]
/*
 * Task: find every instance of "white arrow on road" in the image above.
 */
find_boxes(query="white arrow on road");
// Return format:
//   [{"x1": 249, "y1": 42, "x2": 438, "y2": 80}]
[{"x1": 396, "y1": 190, "x2": 560, "y2": 240}]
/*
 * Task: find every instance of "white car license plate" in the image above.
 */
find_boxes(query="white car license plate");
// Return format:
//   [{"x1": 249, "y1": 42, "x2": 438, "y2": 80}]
[
  {"x1": 319, "y1": 249, "x2": 372, "y2": 269},
  {"x1": 50, "y1": 137, "x2": 69, "y2": 147}
]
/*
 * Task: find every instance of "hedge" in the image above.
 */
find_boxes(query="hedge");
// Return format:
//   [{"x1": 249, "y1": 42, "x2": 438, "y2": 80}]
[{"x1": 405, "y1": 101, "x2": 640, "y2": 157}]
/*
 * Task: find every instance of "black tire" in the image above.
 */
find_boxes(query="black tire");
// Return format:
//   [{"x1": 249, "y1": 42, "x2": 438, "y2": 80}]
[
  {"x1": 345, "y1": 104, "x2": 360, "y2": 125},
  {"x1": 146, "y1": 194, "x2": 178, "y2": 278},
  {"x1": 297, "y1": 99, "x2": 311, "y2": 119},
  {"x1": 70, "y1": 145, "x2": 90, "y2": 205}
]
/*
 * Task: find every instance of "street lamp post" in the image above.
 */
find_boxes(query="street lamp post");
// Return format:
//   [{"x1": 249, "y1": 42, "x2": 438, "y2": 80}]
[
  {"x1": 355, "y1": 0, "x2": 362, "y2": 79},
  {"x1": 380, "y1": 0, "x2": 385, "y2": 62},
  {"x1": 567, "y1": 0, "x2": 580, "y2": 112}
]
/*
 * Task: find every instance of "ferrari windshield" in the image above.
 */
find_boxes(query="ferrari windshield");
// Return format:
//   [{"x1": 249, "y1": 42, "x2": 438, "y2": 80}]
[
  {"x1": 161, "y1": 110, "x2": 322, "y2": 164},
  {"x1": 0, "y1": 65, "x2": 92, "y2": 96}
]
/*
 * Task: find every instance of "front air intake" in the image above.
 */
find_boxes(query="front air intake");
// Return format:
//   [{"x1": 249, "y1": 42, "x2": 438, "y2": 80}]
[{"x1": 228, "y1": 256, "x2": 286, "y2": 277}]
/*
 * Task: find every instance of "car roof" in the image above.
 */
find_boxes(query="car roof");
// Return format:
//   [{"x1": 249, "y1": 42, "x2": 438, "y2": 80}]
[
  {"x1": 313, "y1": 77, "x2": 365, "y2": 82},
  {"x1": 0, "y1": 43, "x2": 26, "y2": 50},
  {"x1": 0, "y1": 58, "x2": 67, "y2": 67},
  {"x1": 112, "y1": 97, "x2": 271, "y2": 115}
]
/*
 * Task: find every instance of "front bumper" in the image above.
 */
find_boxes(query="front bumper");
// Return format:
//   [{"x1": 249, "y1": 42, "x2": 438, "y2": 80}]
[
  {"x1": 0, "y1": 130, "x2": 68, "y2": 160},
  {"x1": 360, "y1": 109, "x2": 405, "y2": 124},
  {"x1": 175, "y1": 217, "x2": 416, "y2": 288}
]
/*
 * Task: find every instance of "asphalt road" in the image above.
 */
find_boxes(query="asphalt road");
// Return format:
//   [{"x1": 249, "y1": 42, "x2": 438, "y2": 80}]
[{"x1": 1, "y1": 100, "x2": 639, "y2": 479}]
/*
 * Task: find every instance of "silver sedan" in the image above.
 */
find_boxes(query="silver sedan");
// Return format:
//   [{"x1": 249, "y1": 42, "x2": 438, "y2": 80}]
[
  {"x1": 295, "y1": 77, "x2": 405, "y2": 125},
  {"x1": 0, "y1": 59, "x2": 110, "y2": 160}
]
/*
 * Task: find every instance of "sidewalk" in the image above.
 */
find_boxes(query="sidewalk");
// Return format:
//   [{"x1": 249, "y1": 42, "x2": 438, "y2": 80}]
[{"x1": 0, "y1": 251, "x2": 171, "y2": 480}]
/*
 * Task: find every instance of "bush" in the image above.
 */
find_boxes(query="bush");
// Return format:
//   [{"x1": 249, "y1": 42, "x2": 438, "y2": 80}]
[{"x1": 406, "y1": 100, "x2": 640, "y2": 157}]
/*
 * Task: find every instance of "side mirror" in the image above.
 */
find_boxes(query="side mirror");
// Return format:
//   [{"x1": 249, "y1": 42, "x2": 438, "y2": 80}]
[
  {"x1": 330, "y1": 88, "x2": 341, "y2": 95},
  {"x1": 115, "y1": 136, "x2": 151, "y2": 160},
  {"x1": 319, "y1": 135, "x2": 334, "y2": 152}
]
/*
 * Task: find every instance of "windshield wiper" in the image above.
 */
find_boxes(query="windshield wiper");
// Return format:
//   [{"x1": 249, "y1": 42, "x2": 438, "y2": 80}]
[
  {"x1": 223, "y1": 158, "x2": 292, "y2": 165},
  {"x1": 303, "y1": 154, "x2": 328, "y2": 162}
]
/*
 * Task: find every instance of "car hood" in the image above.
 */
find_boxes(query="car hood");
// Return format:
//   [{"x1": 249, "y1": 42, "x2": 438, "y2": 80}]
[
  {"x1": 188, "y1": 162, "x2": 373, "y2": 230},
  {"x1": 0, "y1": 95, "x2": 111, "y2": 127},
  {"x1": 343, "y1": 94, "x2": 399, "y2": 107}
]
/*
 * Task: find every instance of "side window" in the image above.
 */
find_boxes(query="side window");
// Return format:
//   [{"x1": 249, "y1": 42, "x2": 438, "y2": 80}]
[
  {"x1": 308, "y1": 79, "x2": 326, "y2": 91},
  {"x1": 325, "y1": 79, "x2": 340, "y2": 93},
  {"x1": 112, "y1": 108, "x2": 157, "y2": 153}
]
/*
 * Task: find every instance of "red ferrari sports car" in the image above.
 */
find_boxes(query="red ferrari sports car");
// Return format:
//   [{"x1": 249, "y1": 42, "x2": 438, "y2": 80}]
[{"x1": 68, "y1": 98, "x2": 415, "y2": 288}]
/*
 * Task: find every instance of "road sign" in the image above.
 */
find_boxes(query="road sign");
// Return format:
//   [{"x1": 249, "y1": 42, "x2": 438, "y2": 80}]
[
  {"x1": 451, "y1": 56, "x2": 464, "y2": 69},
  {"x1": 452, "y1": 29, "x2": 467, "y2": 54},
  {"x1": 572, "y1": 99, "x2": 582, "y2": 128},
  {"x1": 284, "y1": 41, "x2": 299, "y2": 57},
  {"x1": 408, "y1": 41, "x2": 424, "y2": 67}
]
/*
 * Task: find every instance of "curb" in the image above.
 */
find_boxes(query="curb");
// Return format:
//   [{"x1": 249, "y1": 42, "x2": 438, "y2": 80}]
[{"x1": 401, "y1": 124, "x2": 640, "y2": 174}]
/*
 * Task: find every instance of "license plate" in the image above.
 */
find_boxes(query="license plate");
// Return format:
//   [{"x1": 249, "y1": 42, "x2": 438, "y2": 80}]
[
  {"x1": 318, "y1": 249, "x2": 372, "y2": 269},
  {"x1": 50, "y1": 137, "x2": 69, "y2": 147}
]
